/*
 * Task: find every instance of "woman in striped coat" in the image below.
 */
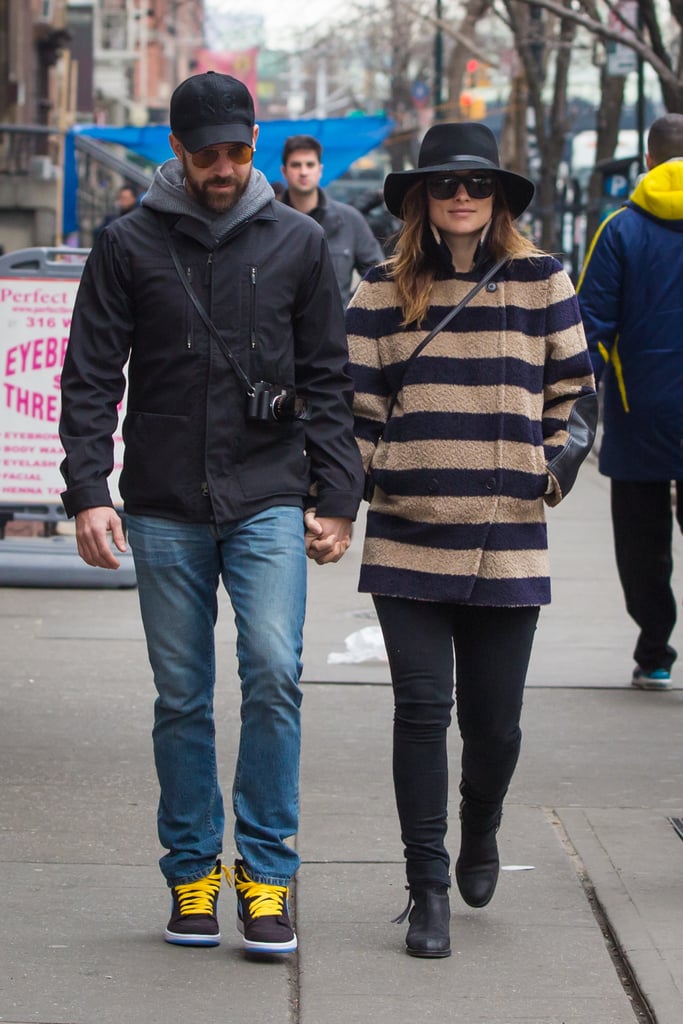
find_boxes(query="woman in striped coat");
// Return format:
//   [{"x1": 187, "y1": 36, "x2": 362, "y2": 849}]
[{"x1": 346, "y1": 123, "x2": 597, "y2": 958}]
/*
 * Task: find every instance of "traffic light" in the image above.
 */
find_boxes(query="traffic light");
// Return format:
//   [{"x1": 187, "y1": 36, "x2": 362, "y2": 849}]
[
  {"x1": 461, "y1": 59, "x2": 486, "y2": 119},
  {"x1": 465, "y1": 59, "x2": 479, "y2": 88},
  {"x1": 459, "y1": 92, "x2": 486, "y2": 119}
]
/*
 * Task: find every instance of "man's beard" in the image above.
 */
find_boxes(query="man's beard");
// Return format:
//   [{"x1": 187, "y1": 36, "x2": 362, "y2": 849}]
[{"x1": 182, "y1": 156, "x2": 250, "y2": 213}]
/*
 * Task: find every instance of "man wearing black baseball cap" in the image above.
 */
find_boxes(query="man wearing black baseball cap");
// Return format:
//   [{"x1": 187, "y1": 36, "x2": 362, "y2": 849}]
[
  {"x1": 166, "y1": 71, "x2": 258, "y2": 215},
  {"x1": 59, "y1": 72, "x2": 364, "y2": 957},
  {"x1": 164, "y1": 70, "x2": 258, "y2": 214}
]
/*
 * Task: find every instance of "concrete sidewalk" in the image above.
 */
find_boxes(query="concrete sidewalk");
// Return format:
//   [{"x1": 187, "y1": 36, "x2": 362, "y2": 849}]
[{"x1": 2, "y1": 455, "x2": 683, "y2": 1023}]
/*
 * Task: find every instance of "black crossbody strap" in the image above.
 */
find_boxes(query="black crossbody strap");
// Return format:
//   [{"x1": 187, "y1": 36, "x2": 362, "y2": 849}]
[
  {"x1": 385, "y1": 255, "x2": 508, "y2": 420},
  {"x1": 158, "y1": 215, "x2": 255, "y2": 395}
]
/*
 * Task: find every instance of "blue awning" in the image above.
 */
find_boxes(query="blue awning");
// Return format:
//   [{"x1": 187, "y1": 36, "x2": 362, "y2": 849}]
[{"x1": 64, "y1": 116, "x2": 394, "y2": 236}]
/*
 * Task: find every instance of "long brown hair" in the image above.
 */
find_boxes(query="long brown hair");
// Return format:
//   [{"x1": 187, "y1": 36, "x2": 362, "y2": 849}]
[{"x1": 387, "y1": 180, "x2": 540, "y2": 326}]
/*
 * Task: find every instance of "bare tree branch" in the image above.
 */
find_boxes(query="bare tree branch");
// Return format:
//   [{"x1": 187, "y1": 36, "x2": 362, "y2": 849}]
[
  {"x1": 508, "y1": 0, "x2": 676, "y2": 83},
  {"x1": 401, "y1": 0, "x2": 501, "y2": 67}
]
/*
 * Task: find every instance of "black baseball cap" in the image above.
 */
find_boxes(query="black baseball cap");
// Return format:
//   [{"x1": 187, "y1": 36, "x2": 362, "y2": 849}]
[{"x1": 170, "y1": 71, "x2": 255, "y2": 152}]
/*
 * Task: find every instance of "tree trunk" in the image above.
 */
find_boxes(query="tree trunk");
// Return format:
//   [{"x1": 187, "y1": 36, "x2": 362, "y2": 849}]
[{"x1": 585, "y1": 70, "x2": 625, "y2": 243}]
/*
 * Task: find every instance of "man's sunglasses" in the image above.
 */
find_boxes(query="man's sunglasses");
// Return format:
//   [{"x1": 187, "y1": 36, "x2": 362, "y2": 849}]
[
  {"x1": 190, "y1": 143, "x2": 255, "y2": 169},
  {"x1": 427, "y1": 174, "x2": 496, "y2": 200}
]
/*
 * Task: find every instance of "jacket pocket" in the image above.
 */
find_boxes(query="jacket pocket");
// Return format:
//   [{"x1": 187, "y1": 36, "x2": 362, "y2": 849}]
[{"x1": 120, "y1": 411, "x2": 201, "y2": 510}]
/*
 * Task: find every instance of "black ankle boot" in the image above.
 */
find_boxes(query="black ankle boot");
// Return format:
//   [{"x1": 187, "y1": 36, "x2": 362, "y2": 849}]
[
  {"x1": 394, "y1": 885, "x2": 451, "y2": 958},
  {"x1": 455, "y1": 804, "x2": 502, "y2": 908}
]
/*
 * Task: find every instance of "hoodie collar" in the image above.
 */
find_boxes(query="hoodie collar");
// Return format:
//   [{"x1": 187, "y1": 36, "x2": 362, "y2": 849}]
[
  {"x1": 630, "y1": 158, "x2": 683, "y2": 223},
  {"x1": 142, "y1": 158, "x2": 274, "y2": 243}
]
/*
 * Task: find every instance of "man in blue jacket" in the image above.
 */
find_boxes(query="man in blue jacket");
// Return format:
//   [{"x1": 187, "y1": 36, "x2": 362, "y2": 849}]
[
  {"x1": 60, "y1": 72, "x2": 364, "y2": 955},
  {"x1": 578, "y1": 113, "x2": 683, "y2": 690}
]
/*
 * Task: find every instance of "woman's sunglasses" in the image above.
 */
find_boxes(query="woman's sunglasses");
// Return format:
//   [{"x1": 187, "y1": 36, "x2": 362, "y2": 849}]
[
  {"x1": 427, "y1": 174, "x2": 496, "y2": 200},
  {"x1": 190, "y1": 143, "x2": 255, "y2": 169}
]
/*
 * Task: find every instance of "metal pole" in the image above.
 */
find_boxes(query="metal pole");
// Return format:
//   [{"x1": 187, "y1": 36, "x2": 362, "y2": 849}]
[
  {"x1": 637, "y1": 5, "x2": 646, "y2": 173},
  {"x1": 434, "y1": 0, "x2": 443, "y2": 120}
]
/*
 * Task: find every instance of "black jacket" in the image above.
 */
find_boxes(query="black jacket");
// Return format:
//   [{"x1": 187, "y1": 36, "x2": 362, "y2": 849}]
[
  {"x1": 282, "y1": 188, "x2": 383, "y2": 306},
  {"x1": 60, "y1": 200, "x2": 364, "y2": 525}
]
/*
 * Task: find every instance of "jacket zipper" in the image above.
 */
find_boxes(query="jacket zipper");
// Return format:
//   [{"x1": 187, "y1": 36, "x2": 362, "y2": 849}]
[
  {"x1": 249, "y1": 265, "x2": 257, "y2": 350},
  {"x1": 186, "y1": 266, "x2": 193, "y2": 349},
  {"x1": 202, "y1": 254, "x2": 215, "y2": 512}
]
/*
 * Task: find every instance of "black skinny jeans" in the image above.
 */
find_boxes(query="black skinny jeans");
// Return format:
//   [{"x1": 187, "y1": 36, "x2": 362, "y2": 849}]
[
  {"x1": 611, "y1": 479, "x2": 683, "y2": 672},
  {"x1": 373, "y1": 596, "x2": 539, "y2": 888}
]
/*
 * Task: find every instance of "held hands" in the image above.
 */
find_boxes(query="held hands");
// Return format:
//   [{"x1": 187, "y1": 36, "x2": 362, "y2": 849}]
[
  {"x1": 75, "y1": 506, "x2": 127, "y2": 570},
  {"x1": 304, "y1": 511, "x2": 353, "y2": 564}
]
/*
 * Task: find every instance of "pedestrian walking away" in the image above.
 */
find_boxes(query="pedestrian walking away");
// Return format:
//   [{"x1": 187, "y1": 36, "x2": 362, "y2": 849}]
[
  {"x1": 346, "y1": 121, "x2": 598, "y2": 958},
  {"x1": 59, "y1": 70, "x2": 364, "y2": 956},
  {"x1": 577, "y1": 113, "x2": 683, "y2": 692},
  {"x1": 279, "y1": 134, "x2": 384, "y2": 305}
]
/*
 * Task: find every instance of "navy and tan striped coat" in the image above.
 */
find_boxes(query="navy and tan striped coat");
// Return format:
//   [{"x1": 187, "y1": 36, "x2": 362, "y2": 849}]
[{"x1": 346, "y1": 256, "x2": 597, "y2": 607}]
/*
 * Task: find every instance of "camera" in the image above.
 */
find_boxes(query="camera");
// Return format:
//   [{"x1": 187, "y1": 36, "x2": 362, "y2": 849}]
[{"x1": 246, "y1": 381, "x2": 310, "y2": 423}]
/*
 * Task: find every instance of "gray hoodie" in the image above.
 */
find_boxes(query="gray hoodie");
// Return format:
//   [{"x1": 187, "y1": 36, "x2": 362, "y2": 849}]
[{"x1": 141, "y1": 157, "x2": 274, "y2": 246}]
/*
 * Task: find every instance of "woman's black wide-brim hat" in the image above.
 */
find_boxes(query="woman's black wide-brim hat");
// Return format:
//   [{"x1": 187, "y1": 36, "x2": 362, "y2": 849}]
[{"x1": 384, "y1": 122, "x2": 535, "y2": 220}]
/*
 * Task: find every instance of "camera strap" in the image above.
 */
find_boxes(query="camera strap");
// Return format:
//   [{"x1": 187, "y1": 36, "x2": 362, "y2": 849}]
[{"x1": 158, "y1": 214, "x2": 256, "y2": 395}]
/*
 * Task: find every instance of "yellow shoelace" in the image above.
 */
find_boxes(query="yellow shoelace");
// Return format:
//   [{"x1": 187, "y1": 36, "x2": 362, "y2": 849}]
[
  {"x1": 174, "y1": 866, "x2": 222, "y2": 917},
  {"x1": 233, "y1": 869, "x2": 288, "y2": 918}
]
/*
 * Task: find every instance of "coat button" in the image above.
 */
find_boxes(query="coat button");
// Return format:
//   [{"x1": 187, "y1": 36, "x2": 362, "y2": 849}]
[
  {"x1": 485, "y1": 476, "x2": 496, "y2": 490},
  {"x1": 486, "y1": 282, "x2": 497, "y2": 292}
]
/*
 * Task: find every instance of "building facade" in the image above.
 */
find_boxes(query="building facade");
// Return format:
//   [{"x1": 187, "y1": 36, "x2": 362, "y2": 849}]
[{"x1": 0, "y1": 0, "x2": 206, "y2": 250}]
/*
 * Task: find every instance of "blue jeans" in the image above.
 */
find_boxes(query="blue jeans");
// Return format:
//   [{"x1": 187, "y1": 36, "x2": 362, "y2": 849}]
[{"x1": 126, "y1": 506, "x2": 306, "y2": 888}]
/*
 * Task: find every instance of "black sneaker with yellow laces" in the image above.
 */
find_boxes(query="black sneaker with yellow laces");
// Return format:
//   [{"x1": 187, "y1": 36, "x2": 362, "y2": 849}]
[
  {"x1": 165, "y1": 860, "x2": 225, "y2": 946},
  {"x1": 233, "y1": 858, "x2": 297, "y2": 954}
]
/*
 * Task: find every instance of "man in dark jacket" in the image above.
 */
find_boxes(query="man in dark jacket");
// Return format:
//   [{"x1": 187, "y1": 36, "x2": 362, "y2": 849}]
[
  {"x1": 577, "y1": 113, "x2": 683, "y2": 691},
  {"x1": 59, "y1": 72, "x2": 364, "y2": 955},
  {"x1": 279, "y1": 134, "x2": 383, "y2": 305},
  {"x1": 93, "y1": 182, "x2": 139, "y2": 239}
]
